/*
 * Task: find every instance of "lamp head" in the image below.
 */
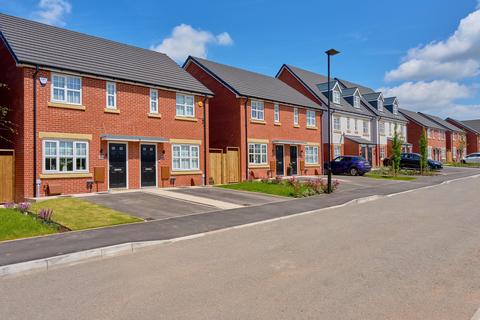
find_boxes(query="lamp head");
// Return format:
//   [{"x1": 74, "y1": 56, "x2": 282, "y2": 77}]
[{"x1": 325, "y1": 48, "x2": 340, "y2": 56}]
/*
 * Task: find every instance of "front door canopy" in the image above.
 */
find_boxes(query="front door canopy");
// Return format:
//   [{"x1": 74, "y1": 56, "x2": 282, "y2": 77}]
[
  {"x1": 100, "y1": 134, "x2": 168, "y2": 143},
  {"x1": 272, "y1": 139, "x2": 306, "y2": 145}
]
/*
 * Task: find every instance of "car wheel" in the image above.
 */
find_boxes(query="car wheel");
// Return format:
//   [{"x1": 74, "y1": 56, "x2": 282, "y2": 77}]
[{"x1": 349, "y1": 167, "x2": 358, "y2": 176}]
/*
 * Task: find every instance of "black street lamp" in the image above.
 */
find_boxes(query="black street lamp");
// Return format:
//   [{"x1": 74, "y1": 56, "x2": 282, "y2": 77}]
[{"x1": 325, "y1": 48, "x2": 340, "y2": 193}]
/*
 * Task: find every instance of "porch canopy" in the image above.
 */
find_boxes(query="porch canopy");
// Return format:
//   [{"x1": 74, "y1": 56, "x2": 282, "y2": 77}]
[
  {"x1": 272, "y1": 139, "x2": 307, "y2": 145},
  {"x1": 100, "y1": 134, "x2": 169, "y2": 143},
  {"x1": 344, "y1": 135, "x2": 375, "y2": 145}
]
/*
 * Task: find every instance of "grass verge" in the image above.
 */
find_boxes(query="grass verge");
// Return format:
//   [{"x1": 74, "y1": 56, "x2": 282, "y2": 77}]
[
  {"x1": 364, "y1": 173, "x2": 416, "y2": 181},
  {"x1": 0, "y1": 208, "x2": 58, "y2": 241},
  {"x1": 218, "y1": 181, "x2": 306, "y2": 197},
  {"x1": 31, "y1": 198, "x2": 142, "y2": 231}
]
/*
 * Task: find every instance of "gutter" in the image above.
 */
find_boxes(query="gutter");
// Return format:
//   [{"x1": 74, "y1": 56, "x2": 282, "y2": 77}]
[
  {"x1": 243, "y1": 97, "x2": 249, "y2": 180},
  {"x1": 202, "y1": 95, "x2": 208, "y2": 186},
  {"x1": 33, "y1": 65, "x2": 39, "y2": 197}
]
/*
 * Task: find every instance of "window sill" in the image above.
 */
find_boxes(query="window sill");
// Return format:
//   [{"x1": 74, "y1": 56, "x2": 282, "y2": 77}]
[
  {"x1": 40, "y1": 173, "x2": 93, "y2": 179},
  {"x1": 333, "y1": 130, "x2": 342, "y2": 133},
  {"x1": 250, "y1": 119, "x2": 266, "y2": 125},
  {"x1": 274, "y1": 122, "x2": 281, "y2": 126},
  {"x1": 171, "y1": 170, "x2": 202, "y2": 175},
  {"x1": 148, "y1": 113, "x2": 162, "y2": 118},
  {"x1": 48, "y1": 102, "x2": 86, "y2": 111},
  {"x1": 305, "y1": 164, "x2": 320, "y2": 168},
  {"x1": 293, "y1": 124, "x2": 300, "y2": 128},
  {"x1": 175, "y1": 116, "x2": 198, "y2": 122},
  {"x1": 306, "y1": 126, "x2": 318, "y2": 130},
  {"x1": 248, "y1": 164, "x2": 270, "y2": 169},
  {"x1": 104, "y1": 108, "x2": 120, "y2": 114}
]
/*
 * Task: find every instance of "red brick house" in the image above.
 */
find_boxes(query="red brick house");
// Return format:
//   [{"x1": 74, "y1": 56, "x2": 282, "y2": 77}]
[
  {"x1": 419, "y1": 113, "x2": 466, "y2": 162},
  {"x1": 446, "y1": 118, "x2": 480, "y2": 155},
  {"x1": 0, "y1": 14, "x2": 213, "y2": 201},
  {"x1": 184, "y1": 57, "x2": 325, "y2": 181},
  {"x1": 399, "y1": 109, "x2": 447, "y2": 161}
]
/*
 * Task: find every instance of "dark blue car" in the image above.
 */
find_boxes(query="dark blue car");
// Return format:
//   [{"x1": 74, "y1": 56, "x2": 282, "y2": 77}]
[{"x1": 324, "y1": 156, "x2": 372, "y2": 176}]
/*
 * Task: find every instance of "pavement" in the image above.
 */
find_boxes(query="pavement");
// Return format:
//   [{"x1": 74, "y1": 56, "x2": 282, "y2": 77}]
[
  {"x1": 1, "y1": 171, "x2": 480, "y2": 319},
  {"x1": 0, "y1": 167, "x2": 478, "y2": 267}
]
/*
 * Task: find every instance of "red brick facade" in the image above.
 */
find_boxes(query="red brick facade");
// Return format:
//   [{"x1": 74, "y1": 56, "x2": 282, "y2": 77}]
[
  {"x1": 446, "y1": 119, "x2": 480, "y2": 155},
  {"x1": 186, "y1": 62, "x2": 324, "y2": 180},
  {"x1": 1, "y1": 44, "x2": 209, "y2": 201},
  {"x1": 406, "y1": 121, "x2": 446, "y2": 161}
]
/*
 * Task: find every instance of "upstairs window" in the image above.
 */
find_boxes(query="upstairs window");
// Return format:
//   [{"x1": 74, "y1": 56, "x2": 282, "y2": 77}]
[
  {"x1": 333, "y1": 90, "x2": 341, "y2": 104},
  {"x1": 293, "y1": 108, "x2": 299, "y2": 125},
  {"x1": 106, "y1": 82, "x2": 116, "y2": 109},
  {"x1": 363, "y1": 120, "x2": 369, "y2": 135},
  {"x1": 427, "y1": 128, "x2": 431, "y2": 138},
  {"x1": 52, "y1": 74, "x2": 81, "y2": 105},
  {"x1": 176, "y1": 93, "x2": 195, "y2": 117},
  {"x1": 393, "y1": 102, "x2": 398, "y2": 115},
  {"x1": 251, "y1": 100, "x2": 264, "y2": 121},
  {"x1": 354, "y1": 119, "x2": 358, "y2": 132},
  {"x1": 389, "y1": 122, "x2": 393, "y2": 136},
  {"x1": 306, "y1": 110, "x2": 316, "y2": 127},
  {"x1": 333, "y1": 117, "x2": 341, "y2": 131},
  {"x1": 377, "y1": 98, "x2": 384, "y2": 112},
  {"x1": 274, "y1": 103, "x2": 280, "y2": 123},
  {"x1": 347, "y1": 117, "x2": 351, "y2": 131},
  {"x1": 379, "y1": 122, "x2": 385, "y2": 135},
  {"x1": 150, "y1": 89, "x2": 158, "y2": 114},
  {"x1": 353, "y1": 95, "x2": 360, "y2": 109}
]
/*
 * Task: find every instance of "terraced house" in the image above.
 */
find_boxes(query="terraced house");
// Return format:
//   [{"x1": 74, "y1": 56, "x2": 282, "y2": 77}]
[
  {"x1": 0, "y1": 14, "x2": 213, "y2": 202},
  {"x1": 184, "y1": 57, "x2": 325, "y2": 182},
  {"x1": 276, "y1": 65, "x2": 378, "y2": 165},
  {"x1": 446, "y1": 118, "x2": 480, "y2": 155},
  {"x1": 400, "y1": 109, "x2": 447, "y2": 161},
  {"x1": 420, "y1": 113, "x2": 466, "y2": 162}
]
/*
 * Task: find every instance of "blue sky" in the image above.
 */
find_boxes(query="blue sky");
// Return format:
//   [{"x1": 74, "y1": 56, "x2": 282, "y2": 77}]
[{"x1": 1, "y1": 0, "x2": 480, "y2": 119}]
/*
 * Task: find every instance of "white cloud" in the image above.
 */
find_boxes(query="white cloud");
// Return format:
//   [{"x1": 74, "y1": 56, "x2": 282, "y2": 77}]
[
  {"x1": 379, "y1": 80, "x2": 480, "y2": 118},
  {"x1": 151, "y1": 24, "x2": 233, "y2": 63},
  {"x1": 385, "y1": 8, "x2": 480, "y2": 82},
  {"x1": 33, "y1": 0, "x2": 71, "y2": 27}
]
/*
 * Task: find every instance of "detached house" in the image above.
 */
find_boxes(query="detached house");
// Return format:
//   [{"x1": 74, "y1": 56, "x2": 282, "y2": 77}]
[
  {"x1": 446, "y1": 118, "x2": 480, "y2": 154},
  {"x1": 0, "y1": 14, "x2": 212, "y2": 201},
  {"x1": 184, "y1": 57, "x2": 325, "y2": 181},
  {"x1": 420, "y1": 113, "x2": 466, "y2": 162},
  {"x1": 399, "y1": 109, "x2": 447, "y2": 161},
  {"x1": 276, "y1": 65, "x2": 378, "y2": 165}
]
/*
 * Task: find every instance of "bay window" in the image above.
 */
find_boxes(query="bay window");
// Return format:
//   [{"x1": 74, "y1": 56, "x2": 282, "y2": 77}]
[{"x1": 172, "y1": 144, "x2": 199, "y2": 171}]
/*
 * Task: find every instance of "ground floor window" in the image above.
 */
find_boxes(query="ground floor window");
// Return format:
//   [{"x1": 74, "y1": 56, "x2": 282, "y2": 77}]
[
  {"x1": 43, "y1": 140, "x2": 88, "y2": 173},
  {"x1": 249, "y1": 143, "x2": 267, "y2": 164},
  {"x1": 428, "y1": 147, "x2": 433, "y2": 159},
  {"x1": 441, "y1": 147, "x2": 446, "y2": 160},
  {"x1": 172, "y1": 144, "x2": 199, "y2": 170},
  {"x1": 305, "y1": 146, "x2": 318, "y2": 164},
  {"x1": 334, "y1": 145, "x2": 342, "y2": 158},
  {"x1": 380, "y1": 146, "x2": 386, "y2": 159}
]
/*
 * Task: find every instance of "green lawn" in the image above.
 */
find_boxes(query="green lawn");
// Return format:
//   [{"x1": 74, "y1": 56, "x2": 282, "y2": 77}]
[
  {"x1": 0, "y1": 209, "x2": 58, "y2": 241},
  {"x1": 218, "y1": 181, "x2": 305, "y2": 197},
  {"x1": 31, "y1": 198, "x2": 142, "y2": 231},
  {"x1": 365, "y1": 173, "x2": 416, "y2": 181}
]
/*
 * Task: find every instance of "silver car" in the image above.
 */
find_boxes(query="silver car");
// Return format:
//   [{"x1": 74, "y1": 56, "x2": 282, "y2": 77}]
[{"x1": 462, "y1": 153, "x2": 480, "y2": 164}]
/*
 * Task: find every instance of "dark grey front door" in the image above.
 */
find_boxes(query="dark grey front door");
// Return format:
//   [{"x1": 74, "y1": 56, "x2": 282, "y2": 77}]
[
  {"x1": 141, "y1": 144, "x2": 156, "y2": 187},
  {"x1": 289, "y1": 145, "x2": 298, "y2": 175},
  {"x1": 109, "y1": 143, "x2": 127, "y2": 189},
  {"x1": 367, "y1": 146, "x2": 373, "y2": 165},
  {"x1": 275, "y1": 145, "x2": 284, "y2": 176}
]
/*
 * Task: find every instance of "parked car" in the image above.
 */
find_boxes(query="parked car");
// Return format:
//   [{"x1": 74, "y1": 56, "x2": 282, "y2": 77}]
[
  {"x1": 383, "y1": 153, "x2": 443, "y2": 170},
  {"x1": 324, "y1": 156, "x2": 372, "y2": 176},
  {"x1": 462, "y1": 153, "x2": 480, "y2": 164}
]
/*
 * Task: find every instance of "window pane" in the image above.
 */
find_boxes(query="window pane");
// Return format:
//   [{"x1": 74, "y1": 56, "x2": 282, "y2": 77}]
[
  {"x1": 59, "y1": 158, "x2": 73, "y2": 172},
  {"x1": 176, "y1": 94, "x2": 185, "y2": 105},
  {"x1": 60, "y1": 141, "x2": 73, "y2": 156},
  {"x1": 45, "y1": 157, "x2": 57, "y2": 171},
  {"x1": 76, "y1": 143, "x2": 87, "y2": 156},
  {"x1": 76, "y1": 158, "x2": 86, "y2": 171},
  {"x1": 53, "y1": 75, "x2": 64, "y2": 88},
  {"x1": 186, "y1": 105, "x2": 194, "y2": 116},
  {"x1": 173, "y1": 159, "x2": 180, "y2": 170},
  {"x1": 108, "y1": 96, "x2": 115, "y2": 107},
  {"x1": 53, "y1": 88, "x2": 64, "y2": 101},
  {"x1": 45, "y1": 142, "x2": 57, "y2": 156},
  {"x1": 67, "y1": 77, "x2": 81, "y2": 90},
  {"x1": 67, "y1": 90, "x2": 80, "y2": 104},
  {"x1": 185, "y1": 95, "x2": 194, "y2": 106},
  {"x1": 176, "y1": 104, "x2": 184, "y2": 116}
]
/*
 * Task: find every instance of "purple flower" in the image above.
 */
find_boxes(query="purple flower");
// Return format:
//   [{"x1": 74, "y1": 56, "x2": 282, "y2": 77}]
[{"x1": 17, "y1": 202, "x2": 31, "y2": 214}]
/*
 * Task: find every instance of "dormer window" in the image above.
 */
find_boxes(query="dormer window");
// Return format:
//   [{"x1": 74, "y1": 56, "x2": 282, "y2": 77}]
[
  {"x1": 353, "y1": 95, "x2": 360, "y2": 109},
  {"x1": 393, "y1": 101, "x2": 398, "y2": 115},
  {"x1": 378, "y1": 98, "x2": 384, "y2": 112},
  {"x1": 333, "y1": 90, "x2": 341, "y2": 104}
]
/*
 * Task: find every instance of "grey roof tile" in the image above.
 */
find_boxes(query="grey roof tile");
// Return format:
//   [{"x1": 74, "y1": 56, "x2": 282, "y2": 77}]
[
  {"x1": 419, "y1": 113, "x2": 464, "y2": 132},
  {"x1": 188, "y1": 57, "x2": 324, "y2": 110},
  {"x1": 0, "y1": 13, "x2": 212, "y2": 95},
  {"x1": 462, "y1": 119, "x2": 480, "y2": 133},
  {"x1": 399, "y1": 109, "x2": 445, "y2": 130}
]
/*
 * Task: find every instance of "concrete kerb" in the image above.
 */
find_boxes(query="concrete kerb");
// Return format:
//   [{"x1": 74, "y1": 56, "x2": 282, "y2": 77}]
[{"x1": 1, "y1": 174, "x2": 479, "y2": 278}]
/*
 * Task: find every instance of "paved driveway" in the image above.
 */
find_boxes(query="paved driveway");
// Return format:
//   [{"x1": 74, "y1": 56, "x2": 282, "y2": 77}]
[{"x1": 84, "y1": 192, "x2": 216, "y2": 220}]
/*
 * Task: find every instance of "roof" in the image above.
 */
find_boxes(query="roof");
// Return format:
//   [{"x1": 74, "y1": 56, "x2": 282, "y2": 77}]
[
  {"x1": 279, "y1": 65, "x2": 373, "y2": 117},
  {"x1": 0, "y1": 13, "x2": 212, "y2": 96},
  {"x1": 384, "y1": 97, "x2": 397, "y2": 105},
  {"x1": 362, "y1": 92, "x2": 382, "y2": 101},
  {"x1": 462, "y1": 119, "x2": 480, "y2": 133},
  {"x1": 418, "y1": 113, "x2": 464, "y2": 132},
  {"x1": 344, "y1": 135, "x2": 375, "y2": 145},
  {"x1": 187, "y1": 58, "x2": 324, "y2": 110},
  {"x1": 336, "y1": 78, "x2": 374, "y2": 95},
  {"x1": 399, "y1": 109, "x2": 445, "y2": 130},
  {"x1": 446, "y1": 118, "x2": 480, "y2": 134},
  {"x1": 341, "y1": 88, "x2": 359, "y2": 97}
]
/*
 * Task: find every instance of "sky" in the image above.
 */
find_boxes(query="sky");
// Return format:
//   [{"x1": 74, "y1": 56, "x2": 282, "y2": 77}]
[{"x1": 1, "y1": 0, "x2": 480, "y2": 119}]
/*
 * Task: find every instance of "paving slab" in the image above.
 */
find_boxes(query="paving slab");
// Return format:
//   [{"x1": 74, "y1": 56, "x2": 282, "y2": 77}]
[
  {"x1": 84, "y1": 191, "x2": 216, "y2": 220},
  {"x1": 170, "y1": 187, "x2": 288, "y2": 206}
]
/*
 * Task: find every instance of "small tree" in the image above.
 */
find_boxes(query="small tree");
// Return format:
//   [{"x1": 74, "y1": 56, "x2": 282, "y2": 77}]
[
  {"x1": 458, "y1": 133, "x2": 467, "y2": 161},
  {"x1": 419, "y1": 128, "x2": 428, "y2": 174},
  {"x1": 390, "y1": 123, "x2": 402, "y2": 176}
]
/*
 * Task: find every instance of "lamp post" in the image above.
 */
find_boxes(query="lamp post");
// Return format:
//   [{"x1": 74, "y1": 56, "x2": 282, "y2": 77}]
[{"x1": 325, "y1": 48, "x2": 340, "y2": 193}]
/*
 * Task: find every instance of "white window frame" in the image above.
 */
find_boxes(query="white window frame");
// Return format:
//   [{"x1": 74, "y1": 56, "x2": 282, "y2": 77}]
[
  {"x1": 51, "y1": 73, "x2": 82, "y2": 105},
  {"x1": 248, "y1": 143, "x2": 268, "y2": 165},
  {"x1": 427, "y1": 128, "x2": 431, "y2": 138},
  {"x1": 363, "y1": 120, "x2": 369, "y2": 135},
  {"x1": 393, "y1": 102, "x2": 398, "y2": 115},
  {"x1": 353, "y1": 95, "x2": 360, "y2": 109},
  {"x1": 42, "y1": 140, "x2": 89, "y2": 173},
  {"x1": 334, "y1": 145, "x2": 342, "y2": 158},
  {"x1": 274, "y1": 103, "x2": 280, "y2": 123},
  {"x1": 176, "y1": 93, "x2": 195, "y2": 117},
  {"x1": 333, "y1": 117, "x2": 341, "y2": 131},
  {"x1": 333, "y1": 90, "x2": 341, "y2": 104},
  {"x1": 150, "y1": 89, "x2": 158, "y2": 114},
  {"x1": 106, "y1": 82, "x2": 117, "y2": 109},
  {"x1": 172, "y1": 144, "x2": 200, "y2": 171},
  {"x1": 251, "y1": 100, "x2": 264, "y2": 121},
  {"x1": 428, "y1": 146, "x2": 433, "y2": 159},
  {"x1": 306, "y1": 110, "x2": 316, "y2": 127},
  {"x1": 305, "y1": 146, "x2": 318, "y2": 164},
  {"x1": 377, "y1": 98, "x2": 384, "y2": 112},
  {"x1": 379, "y1": 121, "x2": 385, "y2": 135},
  {"x1": 389, "y1": 122, "x2": 393, "y2": 136},
  {"x1": 347, "y1": 117, "x2": 351, "y2": 131},
  {"x1": 441, "y1": 147, "x2": 446, "y2": 160},
  {"x1": 380, "y1": 146, "x2": 386, "y2": 159},
  {"x1": 354, "y1": 119, "x2": 358, "y2": 132},
  {"x1": 293, "y1": 107, "x2": 299, "y2": 125}
]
